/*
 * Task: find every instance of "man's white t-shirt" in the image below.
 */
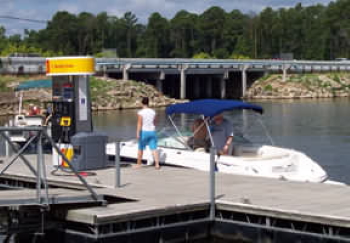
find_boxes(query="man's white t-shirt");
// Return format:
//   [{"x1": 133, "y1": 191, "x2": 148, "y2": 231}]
[{"x1": 138, "y1": 108, "x2": 156, "y2": 131}]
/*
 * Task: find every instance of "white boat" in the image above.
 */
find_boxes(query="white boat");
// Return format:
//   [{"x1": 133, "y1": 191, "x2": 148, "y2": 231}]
[
  {"x1": 5, "y1": 87, "x2": 51, "y2": 145},
  {"x1": 106, "y1": 99, "x2": 329, "y2": 183},
  {"x1": 7, "y1": 114, "x2": 46, "y2": 144}
]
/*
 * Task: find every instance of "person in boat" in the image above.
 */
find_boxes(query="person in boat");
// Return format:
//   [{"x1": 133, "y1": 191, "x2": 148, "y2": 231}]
[
  {"x1": 135, "y1": 97, "x2": 160, "y2": 169},
  {"x1": 188, "y1": 118, "x2": 209, "y2": 151},
  {"x1": 210, "y1": 113, "x2": 234, "y2": 155},
  {"x1": 43, "y1": 105, "x2": 53, "y2": 126},
  {"x1": 27, "y1": 104, "x2": 41, "y2": 116}
]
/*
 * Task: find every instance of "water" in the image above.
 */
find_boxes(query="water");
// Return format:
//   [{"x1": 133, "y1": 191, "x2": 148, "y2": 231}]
[
  {"x1": 1, "y1": 99, "x2": 348, "y2": 182},
  {"x1": 93, "y1": 98, "x2": 350, "y2": 184},
  {"x1": 0, "y1": 99, "x2": 348, "y2": 241}
]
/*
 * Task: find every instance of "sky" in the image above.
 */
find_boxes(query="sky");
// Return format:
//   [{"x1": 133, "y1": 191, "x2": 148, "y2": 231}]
[{"x1": 0, "y1": 0, "x2": 335, "y2": 36}]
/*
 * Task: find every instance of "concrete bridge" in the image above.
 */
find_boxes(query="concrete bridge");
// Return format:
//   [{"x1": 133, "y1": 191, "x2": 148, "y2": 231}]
[{"x1": 1, "y1": 57, "x2": 350, "y2": 99}]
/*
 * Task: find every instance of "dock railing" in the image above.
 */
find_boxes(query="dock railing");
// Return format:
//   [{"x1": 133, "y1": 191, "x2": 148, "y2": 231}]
[
  {"x1": 114, "y1": 141, "x2": 121, "y2": 188},
  {"x1": 0, "y1": 126, "x2": 100, "y2": 205},
  {"x1": 209, "y1": 147, "x2": 216, "y2": 220}
]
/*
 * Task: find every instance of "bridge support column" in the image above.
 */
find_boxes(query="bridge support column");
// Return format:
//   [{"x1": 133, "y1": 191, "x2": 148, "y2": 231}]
[
  {"x1": 194, "y1": 76, "x2": 200, "y2": 98},
  {"x1": 180, "y1": 65, "x2": 188, "y2": 99},
  {"x1": 103, "y1": 65, "x2": 108, "y2": 78},
  {"x1": 206, "y1": 76, "x2": 212, "y2": 98},
  {"x1": 241, "y1": 65, "x2": 249, "y2": 98},
  {"x1": 282, "y1": 64, "x2": 291, "y2": 82},
  {"x1": 156, "y1": 80, "x2": 163, "y2": 93},
  {"x1": 220, "y1": 75, "x2": 226, "y2": 99},
  {"x1": 122, "y1": 64, "x2": 131, "y2": 80},
  {"x1": 157, "y1": 71, "x2": 165, "y2": 93}
]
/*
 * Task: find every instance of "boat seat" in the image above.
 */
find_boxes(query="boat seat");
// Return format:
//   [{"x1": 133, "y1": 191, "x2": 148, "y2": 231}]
[
  {"x1": 233, "y1": 146, "x2": 258, "y2": 157},
  {"x1": 194, "y1": 147, "x2": 206, "y2": 152},
  {"x1": 17, "y1": 121, "x2": 27, "y2": 126}
]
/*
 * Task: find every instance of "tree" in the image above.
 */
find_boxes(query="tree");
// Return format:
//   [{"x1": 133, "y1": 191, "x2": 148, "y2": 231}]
[
  {"x1": 324, "y1": 0, "x2": 350, "y2": 59},
  {"x1": 197, "y1": 6, "x2": 227, "y2": 56},
  {"x1": 141, "y1": 12, "x2": 170, "y2": 57},
  {"x1": 257, "y1": 7, "x2": 278, "y2": 58},
  {"x1": 0, "y1": 26, "x2": 7, "y2": 53},
  {"x1": 3, "y1": 2, "x2": 348, "y2": 60},
  {"x1": 301, "y1": 5, "x2": 327, "y2": 59},
  {"x1": 223, "y1": 10, "x2": 248, "y2": 56},
  {"x1": 170, "y1": 10, "x2": 198, "y2": 57},
  {"x1": 120, "y1": 12, "x2": 138, "y2": 57},
  {"x1": 76, "y1": 12, "x2": 97, "y2": 54},
  {"x1": 23, "y1": 29, "x2": 39, "y2": 48},
  {"x1": 41, "y1": 11, "x2": 79, "y2": 54}
]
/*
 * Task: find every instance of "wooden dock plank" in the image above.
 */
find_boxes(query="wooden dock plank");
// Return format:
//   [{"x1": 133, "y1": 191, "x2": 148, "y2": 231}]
[{"x1": 1, "y1": 154, "x2": 350, "y2": 228}]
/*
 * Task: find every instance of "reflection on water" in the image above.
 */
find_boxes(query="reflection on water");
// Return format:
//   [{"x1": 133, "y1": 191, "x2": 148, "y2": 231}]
[{"x1": 93, "y1": 98, "x2": 350, "y2": 183}]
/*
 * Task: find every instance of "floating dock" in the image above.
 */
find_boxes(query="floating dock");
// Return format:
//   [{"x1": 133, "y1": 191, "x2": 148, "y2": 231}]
[{"x1": 0, "y1": 154, "x2": 350, "y2": 242}]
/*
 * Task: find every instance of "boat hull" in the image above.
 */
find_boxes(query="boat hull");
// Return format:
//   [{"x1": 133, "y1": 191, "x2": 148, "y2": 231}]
[{"x1": 106, "y1": 141, "x2": 328, "y2": 183}]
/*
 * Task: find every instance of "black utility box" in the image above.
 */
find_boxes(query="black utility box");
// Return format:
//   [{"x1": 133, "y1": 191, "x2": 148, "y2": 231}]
[{"x1": 71, "y1": 132, "x2": 108, "y2": 171}]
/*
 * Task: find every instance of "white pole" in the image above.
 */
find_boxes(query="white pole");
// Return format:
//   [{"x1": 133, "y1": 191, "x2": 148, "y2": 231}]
[
  {"x1": 115, "y1": 141, "x2": 121, "y2": 188},
  {"x1": 209, "y1": 146, "x2": 216, "y2": 220},
  {"x1": 4, "y1": 123, "x2": 9, "y2": 157},
  {"x1": 18, "y1": 91, "x2": 23, "y2": 114}
]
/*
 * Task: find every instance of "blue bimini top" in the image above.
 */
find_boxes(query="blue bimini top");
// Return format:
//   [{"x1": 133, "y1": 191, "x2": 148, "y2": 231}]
[{"x1": 165, "y1": 99, "x2": 263, "y2": 117}]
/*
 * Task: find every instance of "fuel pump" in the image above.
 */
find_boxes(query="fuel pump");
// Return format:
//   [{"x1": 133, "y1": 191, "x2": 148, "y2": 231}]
[
  {"x1": 51, "y1": 76, "x2": 76, "y2": 143},
  {"x1": 46, "y1": 57, "x2": 107, "y2": 170}
]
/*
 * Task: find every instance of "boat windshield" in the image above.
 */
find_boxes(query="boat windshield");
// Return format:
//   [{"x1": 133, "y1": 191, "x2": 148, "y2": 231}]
[
  {"x1": 158, "y1": 127, "x2": 192, "y2": 150},
  {"x1": 157, "y1": 110, "x2": 273, "y2": 150}
]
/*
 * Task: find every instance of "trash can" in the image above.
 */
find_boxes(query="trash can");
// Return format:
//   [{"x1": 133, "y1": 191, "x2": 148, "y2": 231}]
[{"x1": 70, "y1": 132, "x2": 108, "y2": 171}]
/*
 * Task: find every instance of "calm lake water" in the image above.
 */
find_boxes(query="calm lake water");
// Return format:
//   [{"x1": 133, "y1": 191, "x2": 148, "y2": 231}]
[{"x1": 93, "y1": 98, "x2": 350, "y2": 184}]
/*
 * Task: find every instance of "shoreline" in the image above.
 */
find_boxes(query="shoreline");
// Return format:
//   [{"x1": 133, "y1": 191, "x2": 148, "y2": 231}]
[
  {"x1": 1, "y1": 72, "x2": 350, "y2": 116},
  {"x1": 0, "y1": 76, "x2": 187, "y2": 116},
  {"x1": 244, "y1": 73, "x2": 350, "y2": 99}
]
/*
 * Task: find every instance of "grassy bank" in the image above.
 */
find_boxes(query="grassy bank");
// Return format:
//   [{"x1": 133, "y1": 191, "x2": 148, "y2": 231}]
[
  {"x1": 0, "y1": 75, "x2": 184, "y2": 115},
  {"x1": 246, "y1": 72, "x2": 350, "y2": 99}
]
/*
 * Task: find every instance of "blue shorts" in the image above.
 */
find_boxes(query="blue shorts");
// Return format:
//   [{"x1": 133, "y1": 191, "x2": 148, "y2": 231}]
[{"x1": 138, "y1": 131, "x2": 158, "y2": 150}]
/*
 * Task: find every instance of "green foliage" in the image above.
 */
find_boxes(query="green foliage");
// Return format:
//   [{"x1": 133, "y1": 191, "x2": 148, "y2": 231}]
[
  {"x1": 212, "y1": 48, "x2": 228, "y2": 59},
  {"x1": 170, "y1": 10, "x2": 198, "y2": 57},
  {"x1": 0, "y1": 75, "x2": 30, "y2": 91},
  {"x1": 259, "y1": 74, "x2": 271, "y2": 81},
  {"x1": 89, "y1": 77, "x2": 116, "y2": 102},
  {"x1": 94, "y1": 50, "x2": 118, "y2": 58},
  {"x1": 322, "y1": 81, "x2": 332, "y2": 88},
  {"x1": 197, "y1": 7, "x2": 227, "y2": 55},
  {"x1": 0, "y1": 43, "x2": 61, "y2": 57},
  {"x1": 90, "y1": 76, "x2": 104, "y2": 90},
  {"x1": 141, "y1": 12, "x2": 170, "y2": 58},
  {"x1": 303, "y1": 79, "x2": 312, "y2": 87},
  {"x1": 263, "y1": 84, "x2": 273, "y2": 91},
  {"x1": 192, "y1": 52, "x2": 212, "y2": 59},
  {"x1": 0, "y1": 1, "x2": 349, "y2": 60},
  {"x1": 288, "y1": 75, "x2": 302, "y2": 83},
  {"x1": 332, "y1": 74, "x2": 341, "y2": 83},
  {"x1": 0, "y1": 79, "x2": 10, "y2": 91},
  {"x1": 229, "y1": 53, "x2": 250, "y2": 59}
]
